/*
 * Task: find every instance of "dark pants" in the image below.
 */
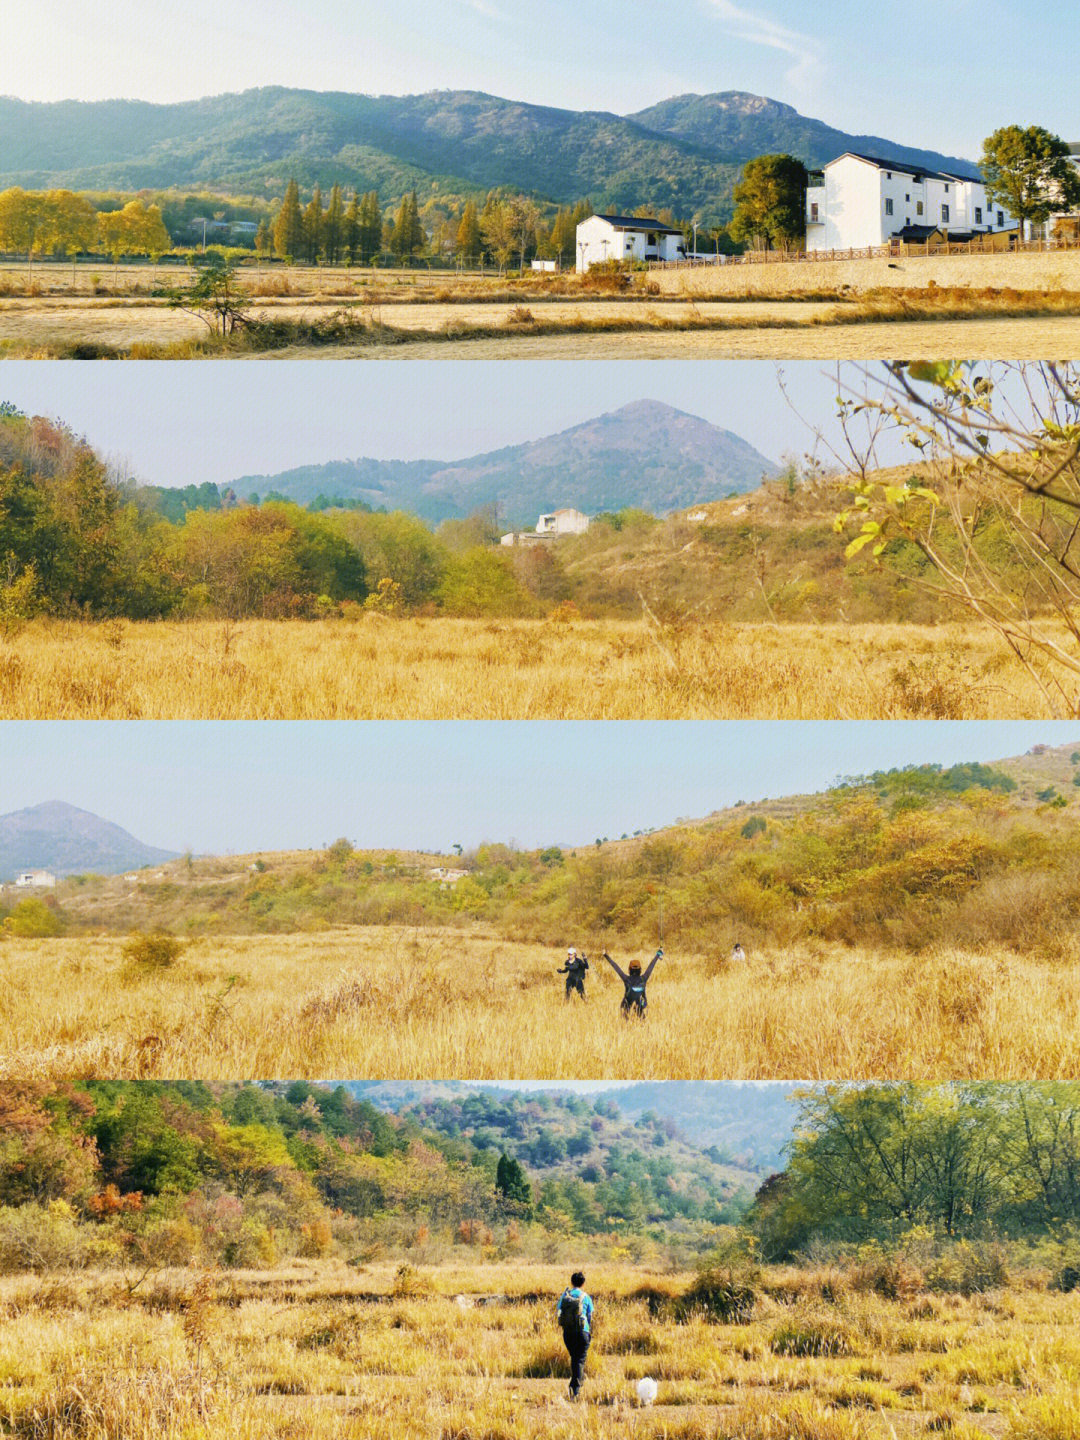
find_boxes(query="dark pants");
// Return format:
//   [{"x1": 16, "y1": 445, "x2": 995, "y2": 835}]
[
  {"x1": 564, "y1": 1336, "x2": 589, "y2": 1396},
  {"x1": 565, "y1": 977, "x2": 585, "y2": 1000}
]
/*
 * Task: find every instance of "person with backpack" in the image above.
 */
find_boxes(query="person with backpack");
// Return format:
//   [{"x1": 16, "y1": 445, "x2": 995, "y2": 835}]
[
  {"x1": 557, "y1": 947, "x2": 589, "y2": 1001},
  {"x1": 602, "y1": 949, "x2": 663, "y2": 1017},
  {"x1": 556, "y1": 1270, "x2": 594, "y2": 1399}
]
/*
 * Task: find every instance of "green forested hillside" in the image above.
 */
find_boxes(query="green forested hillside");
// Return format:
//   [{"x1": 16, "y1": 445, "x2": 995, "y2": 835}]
[
  {"x1": 0, "y1": 1080, "x2": 755, "y2": 1274},
  {"x1": 0, "y1": 87, "x2": 981, "y2": 224}
]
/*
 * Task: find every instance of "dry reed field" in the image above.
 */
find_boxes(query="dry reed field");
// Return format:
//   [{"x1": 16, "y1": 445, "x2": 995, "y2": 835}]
[
  {"x1": 0, "y1": 616, "x2": 1057, "y2": 719},
  {"x1": 2, "y1": 1260, "x2": 1078, "y2": 1440},
  {"x1": 2, "y1": 927, "x2": 1077, "y2": 1083},
  {"x1": 2, "y1": 262, "x2": 1078, "y2": 357}
]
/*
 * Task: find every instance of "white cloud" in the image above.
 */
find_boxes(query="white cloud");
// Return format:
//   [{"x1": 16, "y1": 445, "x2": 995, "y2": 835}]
[{"x1": 702, "y1": 0, "x2": 824, "y2": 96}]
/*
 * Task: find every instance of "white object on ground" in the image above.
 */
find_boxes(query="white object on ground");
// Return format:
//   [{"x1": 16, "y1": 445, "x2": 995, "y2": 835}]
[{"x1": 636, "y1": 1377, "x2": 658, "y2": 1405}]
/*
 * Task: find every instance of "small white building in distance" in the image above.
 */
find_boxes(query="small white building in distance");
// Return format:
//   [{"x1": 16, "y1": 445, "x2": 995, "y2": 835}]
[
  {"x1": 500, "y1": 509, "x2": 591, "y2": 546},
  {"x1": 14, "y1": 869, "x2": 57, "y2": 888},
  {"x1": 575, "y1": 214, "x2": 686, "y2": 271},
  {"x1": 536, "y1": 508, "x2": 590, "y2": 536},
  {"x1": 805, "y1": 153, "x2": 1016, "y2": 250}
]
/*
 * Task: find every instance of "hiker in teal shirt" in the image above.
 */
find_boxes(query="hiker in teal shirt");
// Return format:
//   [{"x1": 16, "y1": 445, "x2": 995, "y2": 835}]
[{"x1": 556, "y1": 1270, "x2": 595, "y2": 1399}]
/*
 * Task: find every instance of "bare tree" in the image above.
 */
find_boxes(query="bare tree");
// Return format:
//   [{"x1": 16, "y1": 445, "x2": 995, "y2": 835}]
[{"x1": 831, "y1": 361, "x2": 1080, "y2": 714}]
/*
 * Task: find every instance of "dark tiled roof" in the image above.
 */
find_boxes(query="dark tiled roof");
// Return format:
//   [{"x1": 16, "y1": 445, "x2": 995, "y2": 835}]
[
  {"x1": 594, "y1": 213, "x2": 685, "y2": 234},
  {"x1": 835, "y1": 152, "x2": 981, "y2": 183},
  {"x1": 893, "y1": 224, "x2": 943, "y2": 239}
]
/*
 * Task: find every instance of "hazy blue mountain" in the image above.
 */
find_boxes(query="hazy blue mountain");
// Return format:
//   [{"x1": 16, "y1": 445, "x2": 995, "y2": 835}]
[
  {"x1": 231, "y1": 400, "x2": 780, "y2": 525},
  {"x1": 0, "y1": 86, "x2": 981, "y2": 223},
  {"x1": 0, "y1": 801, "x2": 178, "y2": 880}
]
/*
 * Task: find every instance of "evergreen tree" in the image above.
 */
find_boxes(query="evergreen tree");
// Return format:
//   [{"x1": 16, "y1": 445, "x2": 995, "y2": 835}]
[
  {"x1": 391, "y1": 191, "x2": 424, "y2": 262},
  {"x1": 495, "y1": 1152, "x2": 532, "y2": 1209},
  {"x1": 324, "y1": 184, "x2": 344, "y2": 264},
  {"x1": 254, "y1": 218, "x2": 272, "y2": 261},
  {"x1": 273, "y1": 179, "x2": 304, "y2": 261},
  {"x1": 302, "y1": 184, "x2": 324, "y2": 264},
  {"x1": 456, "y1": 199, "x2": 482, "y2": 261},
  {"x1": 343, "y1": 191, "x2": 360, "y2": 264},
  {"x1": 359, "y1": 191, "x2": 382, "y2": 262}
]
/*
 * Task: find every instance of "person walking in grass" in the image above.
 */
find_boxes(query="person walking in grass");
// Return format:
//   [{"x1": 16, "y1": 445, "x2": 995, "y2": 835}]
[
  {"x1": 557, "y1": 947, "x2": 590, "y2": 1000},
  {"x1": 602, "y1": 948, "x2": 663, "y2": 1017},
  {"x1": 557, "y1": 1270, "x2": 594, "y2": 1400}
]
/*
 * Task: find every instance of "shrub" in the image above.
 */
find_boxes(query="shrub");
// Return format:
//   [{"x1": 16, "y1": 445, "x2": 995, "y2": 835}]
[
  {"x1": 392, "y1": 1262, "x2": 433, "y2": 1297},
  {"x1": 3, "y1": 897, "x2": 63, "y2": 938},
  {"x1": 771, "y1": 1314, "x2": 858, "y2": 1357},
  {"x1": 675, "y1": 1266, "x2": 757, "y2": 1323},
  {"x1": 121, "y1": 930, "x2": 186, "y2": 968},
  {"x1": 926, "y1": 1240, "x2": 1008, "y2": 1296}
]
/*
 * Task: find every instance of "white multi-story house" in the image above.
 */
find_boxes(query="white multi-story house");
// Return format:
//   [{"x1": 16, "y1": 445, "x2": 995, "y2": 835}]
[
  {"x1": 805, "y1": 152, "x2": 1015, "y2": 251},
  {"x1": 575, "y1": 214, "x2": 686, "y2": 271}
]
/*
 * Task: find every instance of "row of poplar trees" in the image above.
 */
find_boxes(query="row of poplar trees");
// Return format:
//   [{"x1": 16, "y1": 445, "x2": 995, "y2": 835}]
[
  {"x1": 270, "y1": 179, "x2": 594, "y2": 266},
  {"x1": 271, "y1": 181, "x2": 393, "y2": 264}
]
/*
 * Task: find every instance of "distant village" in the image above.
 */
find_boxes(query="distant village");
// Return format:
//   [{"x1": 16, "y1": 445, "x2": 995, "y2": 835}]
[{"x1": 574, "y1": 146, "x2": 1080, "y2": 271}]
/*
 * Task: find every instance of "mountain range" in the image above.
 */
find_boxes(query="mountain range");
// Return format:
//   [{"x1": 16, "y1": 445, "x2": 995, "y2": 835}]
[
  {"x1": 0, "y1": 801, "x2": 178, "y2": 881},
  {"x1": 0, "y1": 87, "x2": 983, "y2": 223},
  {"x1": 348, "y1": 1080, "x2": 800, "y2": 1175},
  {"x1": 229, "y1": 400, "x2": 779, "y2": 524}
]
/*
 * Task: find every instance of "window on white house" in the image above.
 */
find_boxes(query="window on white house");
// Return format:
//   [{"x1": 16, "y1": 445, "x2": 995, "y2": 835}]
[
  {"x1": 885, "y1": 198, "x2": 894, "y2": 215},
  {"x1": 998, "y1": 211, "x2": 1004, "y2": 226},
  {"x1": 944, "y1": 183, "x2": 950, "y2": 192},
  {"x1": 917, "y1": 201, "x2": 924, "y2": 215},
  {"x1": 942, "y1": 204, "x2": 950, "y2": 222},
  {"x1": 810, "y1": 203, "x2": 819, "y2": 221},
  {"x1": 975, "y1": 207, "x2": 983, "y2": 223},
  {"x1": 886, "y1": 171, "x2": 892, "y2": 179}
]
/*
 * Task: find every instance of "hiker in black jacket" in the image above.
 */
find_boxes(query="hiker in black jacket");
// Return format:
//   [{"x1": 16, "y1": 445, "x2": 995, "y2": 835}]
[
  {"x1": 556, "y1": 1270, "x2": 595, "y2": 1399},
  {"x1": 602, "y1": 948, "x2": 663, "y2": 1017},
  {"x1": 557, "y1": 947, "x2": 589, "y2": 1000}
]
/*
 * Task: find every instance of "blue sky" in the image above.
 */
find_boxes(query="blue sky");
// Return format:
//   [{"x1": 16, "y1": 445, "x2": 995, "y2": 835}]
[
  {"x1": 5, "y1": 1, "x2": 1075, "y2": 157},
  {"x1": 3, "y1": 721, "x2": 1075, "y2": 855},
  {"x1": 0, "y1": 361, "x2": 911, "y2": 490}
]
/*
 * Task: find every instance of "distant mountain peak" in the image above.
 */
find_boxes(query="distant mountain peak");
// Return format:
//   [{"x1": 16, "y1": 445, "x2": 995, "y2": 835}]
[
  {"x1": 0, "y1": 801, "x2": 178, "y2": 881},
  {"x1": 228, "y1": 401, "x2": 778, "y2": 524}
]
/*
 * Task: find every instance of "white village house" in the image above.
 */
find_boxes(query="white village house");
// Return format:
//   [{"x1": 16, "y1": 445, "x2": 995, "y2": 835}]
[
  {"x1": 13, "y1": 869, "x2": 57, "y2": 888},
  {"x1": 500, "y1": 508, "x2": 590, "y2": 546},
  {"x1": 575, "y1": 214, "x2": 686, "y2": 272},
  {"x1": 805, "y1": 152, "x2": 1016, "y2": 251}
]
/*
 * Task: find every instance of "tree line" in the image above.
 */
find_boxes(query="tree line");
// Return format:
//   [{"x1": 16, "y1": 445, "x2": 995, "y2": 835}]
[
  {"x1": 754, "y1": 1083, "x2": 1080, "y2": 1259},
  {"x1": 0, "y1": 408, "x2": 577, "y2": 622},
  {"x1": 0, "y1": 189, "x2": 171, "y2": 271},
  {"x1": 0, "y1": 1080, "x2": 739, "y2": 1273}
]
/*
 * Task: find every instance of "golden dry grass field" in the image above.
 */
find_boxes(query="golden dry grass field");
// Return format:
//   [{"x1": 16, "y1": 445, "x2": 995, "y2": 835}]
[
  {"x1": 0, "y1": 616, "x2": 1058, "y2": 719},
  {"x1": 3, "y1": 1260, "x2": 1079, "y2": 1440},
  {"x1": 2, "y1": 927, "x2": 1077, "y2": 1084},
  {"x1": 1, "y1": 262, "x2": 1078, "y2": 358}
]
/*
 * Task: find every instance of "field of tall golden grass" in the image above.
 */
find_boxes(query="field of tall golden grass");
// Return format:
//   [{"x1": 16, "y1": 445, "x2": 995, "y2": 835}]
[
  {"x1": 0, "y1": 615, "x2": 1056, "y2": 718},
  {"x1": 2, "y1": 260, "x2": 1078, "y2": 357},
  {"x1": 3, "y1": 1259, "x2": 1078, "y2": 1440},
  {"x1": 2, "y1": 927, "x2": 1076, "y2": 1083}
]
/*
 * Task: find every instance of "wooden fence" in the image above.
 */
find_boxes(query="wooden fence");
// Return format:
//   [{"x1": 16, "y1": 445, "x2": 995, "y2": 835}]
[{"x1": 650, "y1": 232, "x2": 1080, "y2": 270}]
